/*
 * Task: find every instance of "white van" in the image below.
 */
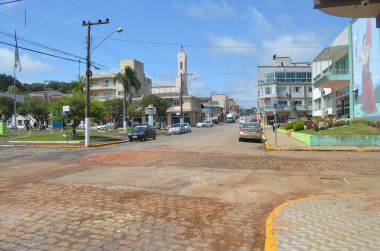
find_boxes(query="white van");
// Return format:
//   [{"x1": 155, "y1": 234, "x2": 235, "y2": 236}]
[{"x1": 239, "y1": 117, "x2": 246, "y2": 124}]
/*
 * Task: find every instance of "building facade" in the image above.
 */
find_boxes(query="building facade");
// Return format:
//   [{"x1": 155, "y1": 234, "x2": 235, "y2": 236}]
[
  {"x1": 258, "y1": 56, "x2": 313, "y2": 124},
  {"x1": 313, "y1": 18, "x2": 380, "y2": 120},
  {"x1": 90, "y1": 59, "x2": 152, "y2": 101}
]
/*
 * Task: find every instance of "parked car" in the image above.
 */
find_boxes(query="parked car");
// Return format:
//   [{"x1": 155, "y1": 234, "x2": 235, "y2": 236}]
[
  {"x1": 212, "y1": 119, "x2": 219, "y2": 124},
  {"x1": 131, "y1": 122, "x2": 139, "y2": 127},
  {"x1": 167, "y1": 123, "x2": 186, "y2": 135},
  {"x1": 97, "y1": 122, "x2": 114, "y2": 130},
  {"x1": 128, "y1": 125, "x2": 156, "y2": 141},
  {"x1": 77, "y1": 124, "x2": 98, "y2": 130},
  {"x1": 239, "y1": 123, "x2": 262, "y2": 142},
  {"x1": 183, "y1": 123, "x2": 191, "y2": 133},
  {"x1": 196, "y1": 120, "x2": 213, "y2": 128},
  {"x1": 16, "y1": 124, "x2": 25, "y2": 130},
  {"x1": 239, "y1": 117, "x2": 246, "y2": 124}
]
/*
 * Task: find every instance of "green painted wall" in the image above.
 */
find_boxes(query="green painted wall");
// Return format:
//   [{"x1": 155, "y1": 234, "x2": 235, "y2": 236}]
[
  {"x1": 310, "y1": 135, "x2": 380, "y2": 146},
  {"x1": 0, "y1": 122, "x2": 8, "y2": 134},
  {"x1": 291, "y1": 132, "x2": 311, "y2": 145}
]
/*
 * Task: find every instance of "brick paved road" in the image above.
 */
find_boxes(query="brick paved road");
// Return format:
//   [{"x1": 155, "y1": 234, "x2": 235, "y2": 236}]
[{"x1": 1, "y1": 123, "x2": 379, "y2": 250}]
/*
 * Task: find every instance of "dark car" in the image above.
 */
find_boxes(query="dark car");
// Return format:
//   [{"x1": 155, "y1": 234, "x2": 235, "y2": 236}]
[{"x1": 128, "y1": 125, "x2": 156, "y2": 141}]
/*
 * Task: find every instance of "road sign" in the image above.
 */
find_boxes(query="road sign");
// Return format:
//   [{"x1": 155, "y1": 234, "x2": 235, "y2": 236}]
[
  {"x1": 62, "y1": 105, "x2": 70, "y2": 112},
  {"x1": 61, "y1": 111, "x2": 71, "y2": 116},
  {"x1": 263, "y1": 111, "x2": 266, "y2": 116},
  {"x1": 86, "y1": 70, "x2": 92, "y2": 77},
  {"x1": 145, "y1": 105, "x2": 156, "y2": 115}
]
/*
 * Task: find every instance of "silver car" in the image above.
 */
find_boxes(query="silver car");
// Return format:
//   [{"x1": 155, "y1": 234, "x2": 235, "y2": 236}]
[
  {"x1": 183, "y1": 123, "x2": 191, "y2": 132},
  {"x1": 167, "y1": 123, "x2": 186, "y2": 135},
  {"x1": 239, "y1": 123, "x2": 262, "y2": 142}
]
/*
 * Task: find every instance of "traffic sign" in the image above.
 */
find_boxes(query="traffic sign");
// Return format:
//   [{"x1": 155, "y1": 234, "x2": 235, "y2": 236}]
[
  {"x1": 86, "y1": 70, "x2": 93, "y2": 77},
  {"x1": 263, "y1": 111, "x2": 266, "y2": 116},
  {"x1": 145, "y1": 105, "x2": 156, "y2": 115}
]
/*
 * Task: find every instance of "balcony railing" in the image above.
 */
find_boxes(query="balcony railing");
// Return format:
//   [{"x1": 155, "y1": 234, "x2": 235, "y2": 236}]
[
  {"x1": 259, "y1": 105, "x2": 311, "y2": 111},
  {"x1": 314, "y1": 68, "x2": 348, "y2": 82}
]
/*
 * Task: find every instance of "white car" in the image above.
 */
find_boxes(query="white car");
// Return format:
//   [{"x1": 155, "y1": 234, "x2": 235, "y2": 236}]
[
  {"x1": 97, "y1": 122, "x2": 114, "y2": 130},
  {"x1": 183, "y1": 123, "x2": 191, "y2": 133},
  {"x1": 167, "y1": 123, "x2": 186, "y2": 135},
  {"x1": 196, "y1": 120, "x2": 213, "y2": 128}
]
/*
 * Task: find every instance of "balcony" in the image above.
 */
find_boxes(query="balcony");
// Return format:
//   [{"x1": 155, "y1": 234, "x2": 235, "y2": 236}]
[
  {"x1": 259, "y1": 105, "x2": 311, "y2": 111},
  {"x1": 313, "y1": 69, "x2": 349, "y2": 90}
]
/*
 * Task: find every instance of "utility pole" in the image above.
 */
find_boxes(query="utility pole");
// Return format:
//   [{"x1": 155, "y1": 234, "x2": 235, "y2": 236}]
[
  {"x1": 82, "y1": 19, "x2": 109, "y2": 147},
  {"x1": 180, "y1": 72, "x2": 193, "y2": 124}
]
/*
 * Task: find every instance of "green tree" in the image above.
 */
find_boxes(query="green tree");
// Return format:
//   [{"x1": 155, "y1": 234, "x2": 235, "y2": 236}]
[
  {"x1": 127, "y1": 104, "x2": 144, "y2": 120},
  {"x1": 0, "y1": 96, "x2": 14, "y2": 121},
  {"x1": 104, "y1": 98, "x2": 123, "y2": 126},
  {"x1": 50, "y1": 93, "x2": 107, "y2": 138},
  {"x1": 113, "y1": 66, "x2": 141, "y2": 131},
  {"x1": 0, "y1": 74, "x2": 23, "y2": 93},
  {"x1": 71, "y1": 76, "x2": 86, "y2": 94},
  {"x1": 139, "y1": 94, "x2": 171, "y2": 121},
  {"x1": 6, "y1": 85, "x2": 21, "y2": 94},
  {"x1": 18, "y1": 96, "x2": 50, "y2": 129}
]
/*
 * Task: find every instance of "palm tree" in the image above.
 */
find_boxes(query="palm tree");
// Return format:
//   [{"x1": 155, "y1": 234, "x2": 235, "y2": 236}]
[{"x1": 113, "y1": 66, "x2": 141, "y2": 131}]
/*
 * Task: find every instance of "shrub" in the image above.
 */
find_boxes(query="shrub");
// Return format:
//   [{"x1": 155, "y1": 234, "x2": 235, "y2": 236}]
[
  {"x1": 293, "y1": 122, "x2": 304, "y2": 131},
  {"x1": 326, "y1": 114, "x2": 336, "y2": 118},
  {"x1": 284, "y1": 123, "x2": 293, "y2": 130}
]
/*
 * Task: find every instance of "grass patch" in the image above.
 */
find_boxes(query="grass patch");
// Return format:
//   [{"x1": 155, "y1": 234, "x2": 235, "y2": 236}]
[
  {"x1": 298, "y1": 123, "x2": 380, "y2": 136},
  {"x1": 10, "y1": 133, "x2": 115, "y2": 141},
  {"x1": 0, "y1": 133, "x2": 20, "y2": 138}
]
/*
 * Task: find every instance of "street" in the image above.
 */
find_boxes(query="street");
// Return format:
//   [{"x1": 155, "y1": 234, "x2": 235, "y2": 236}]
[{"x1": 1, "y1": 123, "x2": 380, "y2": 250}]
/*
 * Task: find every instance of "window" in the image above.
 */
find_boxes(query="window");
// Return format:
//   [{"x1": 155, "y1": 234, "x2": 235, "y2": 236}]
[
  {"x1": 104, "y1": 80, "x2": 110, "y2": 87},
  {"x1": 265, "y1": 87, "x2": 271, "y2": 95},
  {"x1": 93, "y1": 93, "x2": 98, "y2": 97},
  {"x1": 210, "y1": 101, "x2": 219, "y2": 106},
  {"x1": 278, "y1": 101, "x2": 287, "y2": 105},
  {"x1": 308, "y1": 100, "x2": 312, "y2": 106},
  {"x1": 294, "y1": 101, "x2": 302, "y2": 106},
  {"x1": 118, "y1": 91, "x2": 124, "y2": 96},
  {"x1": 92, "y1": 82, "x2": 99, "y2": 86},
  {"x1": 277, "y1": 87, "x2": 287, "y2": 93},
  {"x1": 308, "y1": 86, "x2": 312, "y2": 92},
  {"x1": 293, "y1": 86, "x2": 302, "y2": 93},
  {"x1": 180, "y1": 62, "x2": 183, "y2": 70},
  {"x1": 103, "y1": 92, "x2": 111, "y2": 99},
  {"x1": 173, "y1": 100, "x2": 180, "y2": 106}
]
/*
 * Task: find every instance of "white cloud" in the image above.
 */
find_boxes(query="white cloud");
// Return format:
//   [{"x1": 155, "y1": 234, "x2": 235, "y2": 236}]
[
  {"x1": 173, "y1": 1, "x2": 236, "y2": 19},
  {"x1": 207, "y1": 34, "x2": 259, "y2": 56},
  {"x1": 261, "y1": 32, "x2": 325, "y2": 62},
  {"x1": 0, "y1": 48, "x2": 58, "y2": 74},
  {"x1": 247, "y1": 6, "x2": 274, "y2": 33},
  {"x1": 188, "y1": 80, "x2": 210, "y2": 96},
  {"x1": 267, "y1": 0, "x2": 282, "y2": 7},
  {"x1": 227, "y1": 78, "x2": 258, "y2": 109},
  {"x1": 276, "y1": 13, "x2": 293, "y2": 24}
]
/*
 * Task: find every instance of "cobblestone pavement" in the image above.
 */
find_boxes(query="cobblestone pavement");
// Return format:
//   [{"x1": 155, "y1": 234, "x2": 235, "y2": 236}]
[
  {"x1": 1, "y1": 123, "x2": 380, "y2": 250},
  {"x1": 274, "y1": 195, "x2": 380, "y2": 251}
]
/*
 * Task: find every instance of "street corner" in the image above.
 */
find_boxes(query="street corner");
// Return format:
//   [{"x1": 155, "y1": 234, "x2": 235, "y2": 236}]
[{"x1": 265, "y1": 194, "x2": 380, "y2": 251}]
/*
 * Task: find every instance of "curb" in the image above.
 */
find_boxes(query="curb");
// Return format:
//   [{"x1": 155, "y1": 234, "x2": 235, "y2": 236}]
[
  {"x1": 264, "y1": 194, "x2": 377, "y2": 251},
  {"x1": 262, "y1": 135, "x2": 376, "y2": 152}
]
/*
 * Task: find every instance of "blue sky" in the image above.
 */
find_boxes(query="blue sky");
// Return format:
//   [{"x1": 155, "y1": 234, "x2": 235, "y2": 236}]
[{"x1": 0, "y1": 0, "x2": 352, "y2": 108}]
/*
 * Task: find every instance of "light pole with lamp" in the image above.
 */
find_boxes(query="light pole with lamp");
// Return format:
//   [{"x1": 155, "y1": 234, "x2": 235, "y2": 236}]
[{"x1": 82, "y1": 19, "x2": 122, "y2": 147}]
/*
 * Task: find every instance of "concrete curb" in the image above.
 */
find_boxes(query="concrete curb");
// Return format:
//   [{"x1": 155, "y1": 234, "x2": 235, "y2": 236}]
[
  {"x1": 262, "y1": 135, "x2": 377, "y2": 152},
  {"x1": 264, "y1": 194, "x2": 377, "y2": 251}
]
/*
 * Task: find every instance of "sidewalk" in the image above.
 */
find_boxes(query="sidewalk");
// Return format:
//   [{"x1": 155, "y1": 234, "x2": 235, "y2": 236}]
[
  {"x1": 262, "y1": 127, "x2": 380, "y2": 151},
  {"x1": 265, "y1": 194, "x2": 380, "y2": 251}
]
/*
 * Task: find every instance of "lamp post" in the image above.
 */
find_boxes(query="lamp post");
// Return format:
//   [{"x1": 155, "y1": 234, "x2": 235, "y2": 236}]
[
  {"x1": 180, "y1": 73, "x2": 195, "y2": 124},
  {"x1": 82, "y1": 19, "x2": 122, "y2": 147}
]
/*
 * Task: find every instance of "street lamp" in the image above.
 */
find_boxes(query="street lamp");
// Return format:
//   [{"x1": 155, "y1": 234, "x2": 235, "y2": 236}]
[{"x1": 82, "y1": 19, "x2": 122, "y2": 147}]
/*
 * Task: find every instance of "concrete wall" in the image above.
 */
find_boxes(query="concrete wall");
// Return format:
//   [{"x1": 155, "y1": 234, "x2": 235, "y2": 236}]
[{"x1": 290, "y1": 131, "x2": 380, "y2": 146}]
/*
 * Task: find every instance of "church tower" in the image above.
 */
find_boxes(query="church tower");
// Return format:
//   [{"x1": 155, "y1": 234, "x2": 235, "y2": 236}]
[{"x1": 176, "y1": 46, "x2": 188, "y2": 95}]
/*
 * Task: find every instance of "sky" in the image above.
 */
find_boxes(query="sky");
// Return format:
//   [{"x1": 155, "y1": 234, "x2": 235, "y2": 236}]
[{"x1": 0, "y1": 0, "x2": 353, "y2": 108}]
